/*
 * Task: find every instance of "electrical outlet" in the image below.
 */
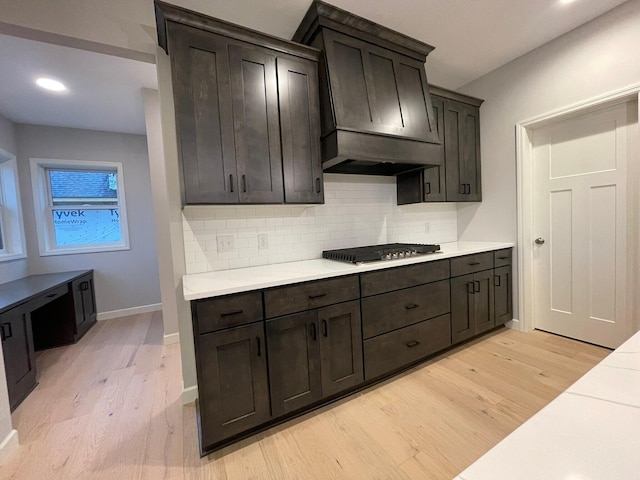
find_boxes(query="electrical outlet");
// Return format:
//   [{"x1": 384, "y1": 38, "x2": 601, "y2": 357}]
[
  {"x1": 217, "y1": 235, "x2": 235, "y2": 253},
  {"x1": 258, "y1": 233, "x2": 268, "y2": 250}
]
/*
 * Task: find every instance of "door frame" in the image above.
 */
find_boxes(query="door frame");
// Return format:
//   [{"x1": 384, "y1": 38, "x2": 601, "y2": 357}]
[{"x1": 515, "y1": 83, "x2": 640, "y2": 335}]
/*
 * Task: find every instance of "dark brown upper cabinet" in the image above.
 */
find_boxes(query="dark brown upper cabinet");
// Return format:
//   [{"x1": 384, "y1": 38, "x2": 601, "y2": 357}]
[
  {"x1": 293, "y1": 1, "x2": 442, "y2": 176},
  {"x1": 155, "y1": 1, "x2": 323, "y2": 205},
  {"x1": 397, "y1": 86, "x2": 484, "y2": 204}
]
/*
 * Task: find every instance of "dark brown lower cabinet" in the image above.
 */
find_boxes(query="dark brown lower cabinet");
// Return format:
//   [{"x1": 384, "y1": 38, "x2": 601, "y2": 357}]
[
  {"x1": 197, "y1": 322, "x2": 271, "y2": 448},
  {"x1": 494, "y1": 265, "x2": 512, "y2": 326},
  {"x1": 267, "y1": 300, "x2": 363, "y2": 417},
  {"x1": 0, "y1": 302, "x2": 37, "y2": 411},
  {"x1": 364, "y1": 313, "x2": 451, "y2": 380},
  {"x1": 451, "y1": 270, "x2": 495, "y2": 344},
  {"x1": 266, "y1": 310, "x2": 321, "y2": 417},
  {"x1": 318, "y1": 301, "x2": 363, "y2": 397}
]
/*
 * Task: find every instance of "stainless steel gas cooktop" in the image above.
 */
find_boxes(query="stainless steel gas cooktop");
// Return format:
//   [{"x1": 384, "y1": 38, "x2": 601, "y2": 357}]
[{"x1": 322, "y1": 243, "x2": 441, "y2": 264}]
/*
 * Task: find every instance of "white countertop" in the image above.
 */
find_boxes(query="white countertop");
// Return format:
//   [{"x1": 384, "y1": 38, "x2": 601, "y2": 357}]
[
  {"x1": 455, "y1": 329, "x2": 640, "y2": 480},
  {"x1": 182, "y1": 241, "x2": 514, "y2": 300}
]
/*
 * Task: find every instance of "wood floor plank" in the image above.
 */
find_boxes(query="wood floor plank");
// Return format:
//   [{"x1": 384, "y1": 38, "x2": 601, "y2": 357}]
[{"x1": 0, "y1": 316, "x2": 610, "y2": 480}]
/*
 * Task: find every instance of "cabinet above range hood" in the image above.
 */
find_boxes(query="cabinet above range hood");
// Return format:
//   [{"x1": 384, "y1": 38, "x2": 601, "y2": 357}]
[{"x1": 293, "y1": 1, "x2": 442, "y2": 176}]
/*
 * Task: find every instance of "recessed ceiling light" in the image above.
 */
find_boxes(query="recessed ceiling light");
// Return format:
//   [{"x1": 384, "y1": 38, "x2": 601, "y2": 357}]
[
  {"x1": 35, "y1": 77, "x2": 67, "y2": 92},
  {"x1": 560, "y1": 0, "x2": 577, "y2": 4}
]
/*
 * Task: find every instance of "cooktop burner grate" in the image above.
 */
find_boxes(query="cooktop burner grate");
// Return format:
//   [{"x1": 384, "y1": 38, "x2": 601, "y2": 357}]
[{"x1": 322, "y1": 243, "x2": 441, "y2": 263}]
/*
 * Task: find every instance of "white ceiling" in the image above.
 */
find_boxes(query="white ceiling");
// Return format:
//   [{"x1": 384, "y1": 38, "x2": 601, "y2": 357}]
[
  {"x1": 0, "y1": 0, "x2": 630, "y2": 136},
  {"x1": 0, "y1": 34, "x2": 157, "y2": 135}
]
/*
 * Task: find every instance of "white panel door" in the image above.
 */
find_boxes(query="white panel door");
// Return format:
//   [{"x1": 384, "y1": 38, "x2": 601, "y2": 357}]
[{"x1": 532, "y1": 101, "x2": 636, "y2": 348}]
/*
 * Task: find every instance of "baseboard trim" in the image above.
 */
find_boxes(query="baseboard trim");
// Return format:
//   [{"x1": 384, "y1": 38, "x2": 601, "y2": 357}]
[
  {"x1": 182, "y1": 385, "x2": 198, "y2": 405},
  {"x1": 163, "y1": 332, "x2": 180, "y2": 345},
  {"x1": 507, "y1": 318, "x2": 523, "y2": 332},
  {"x1": 97, "y1": 303, "x2": 162, "y2": 321},
  {"x1": 0, "y1": 429, "x2": 19, "y2": 463}
]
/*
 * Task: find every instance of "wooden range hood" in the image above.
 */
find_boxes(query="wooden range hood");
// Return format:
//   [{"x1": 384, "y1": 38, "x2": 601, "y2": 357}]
[{"x1": 293, "y1": 1, "x2": 442, "y2": 176}]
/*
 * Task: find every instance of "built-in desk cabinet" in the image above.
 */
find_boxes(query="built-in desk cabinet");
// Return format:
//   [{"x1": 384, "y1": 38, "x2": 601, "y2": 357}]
[
  {"x1": 0, "y1": 302, "x2": 36, "y2": 411},
  {"x1": 72, "y1": 273, "x2": 97, "y2": 340},
  {"x1": 190, "y1": 248, "x2": 513, "y2": 455},
  {"x1": 0, "y1": 270, "x2": 97, "y2": 411}
]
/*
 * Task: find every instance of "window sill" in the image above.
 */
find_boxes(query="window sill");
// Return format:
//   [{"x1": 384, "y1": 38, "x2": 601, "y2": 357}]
[
  {"x1": 38, "y1": 244, "x2": 130, "y2": 257},
  {"x1": 0, "y1": 253, "x2": 27, "y2": 263}
]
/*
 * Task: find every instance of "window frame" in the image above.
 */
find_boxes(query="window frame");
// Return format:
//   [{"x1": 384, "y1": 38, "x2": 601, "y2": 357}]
[
  {"x1": 30, "y1": 158, "x2": 130, "y2": 256},
  {"x1": 0, "y1": 150, "x2": 27, "y2": 262}
]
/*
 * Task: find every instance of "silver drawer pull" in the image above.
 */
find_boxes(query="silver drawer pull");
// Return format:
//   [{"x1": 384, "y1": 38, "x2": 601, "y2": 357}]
[{"x1": 406, "y1": 340, "x2": 420, "y2": 348}]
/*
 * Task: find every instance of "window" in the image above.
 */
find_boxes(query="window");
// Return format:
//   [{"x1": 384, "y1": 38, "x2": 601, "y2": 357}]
[
  {"x1": 30, "y1": 159, "x2": 130, "y2": 255},
  {"x1": 0, "y1": 151, "x2": 26, "y2": 262}
]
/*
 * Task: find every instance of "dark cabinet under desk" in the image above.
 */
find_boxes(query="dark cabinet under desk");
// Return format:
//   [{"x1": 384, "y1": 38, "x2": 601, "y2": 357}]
[
  {"x1": 0, "y1": 302, "x2": 37, "y2": 411},
  {"x1": 0, "y1": 270, "x2": 97, "y2": 411}
]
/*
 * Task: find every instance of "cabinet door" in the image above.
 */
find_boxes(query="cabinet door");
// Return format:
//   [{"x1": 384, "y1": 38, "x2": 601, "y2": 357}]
[
  {"x1": 494, "y1": 265, "x2": 512, "y2": 326},
  {"x1": 1, "y1": 303, "x2": 37, "y2": 411},
  {"x1": 72, "y1": 273, "x2": 97, "y2": 339},
  {"x1": 278, "y1": 56, "x2": 323, "y2": 204},
  {"x1": 450, "y1": 273, "x2": 475, "y2": 344},
  {"x1": 322, "y1": 29, "x2": 438, "y2": 142},
  {"x1": 445, "y1": 100, "x2": 482, "y2": 202},
  {"x1": 167, "y1": 23, "x2": 238, "y2": 204},
  {"x1": 197, "y1": 323, "x2": 270, "y2": 448},
  {"x1": 318, "y1": 301, "x2": 363, "y2": 397},
  {"x1": 474, "y1": 270, "x2": 495, "y2": 334},
  {"x1": 267, "y1": 311, "x2": 321, "y2": 417},
  {"x1": 229, "y1": 44, "x2": 284, "y2": 204},
  {"x1": 423, "y1": 95, "x2": 446, "y2": 202}
]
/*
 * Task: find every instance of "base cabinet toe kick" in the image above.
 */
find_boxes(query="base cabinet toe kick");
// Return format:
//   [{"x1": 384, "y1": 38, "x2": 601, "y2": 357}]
[{"x1": 191, "y1": 249, "x2": 512, "y2": 455}]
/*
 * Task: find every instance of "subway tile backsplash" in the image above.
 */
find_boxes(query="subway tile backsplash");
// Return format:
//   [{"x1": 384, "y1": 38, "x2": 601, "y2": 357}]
[{"x1": 183, "y1": 174, "x2": 458, "y2": 274}]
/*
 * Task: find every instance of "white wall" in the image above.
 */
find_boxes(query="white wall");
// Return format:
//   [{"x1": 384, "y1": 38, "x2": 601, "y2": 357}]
[
  {"x1": 0, "y1": 113, "x2": 20, "y2": 461},
  {"x1": 457, "y1": 0, "x2": 640, "y2": 320},
  {"x1": 142, "y1": 88, "x2": 179, "y2": 341},
  {"x1": 0, "y1": 113, "x2": 27, "y2": 284},
  {"x1": 15, "y1": 124, "x2": 161, "y2": 314},
  {"x1": 184, "y1": 175, "x2": 457, "y2": 274}
]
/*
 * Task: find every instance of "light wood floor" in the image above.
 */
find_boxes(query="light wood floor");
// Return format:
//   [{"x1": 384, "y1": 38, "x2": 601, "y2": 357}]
[{"x1": 0, "y1": 312, "x2": 609, "y2": 479}]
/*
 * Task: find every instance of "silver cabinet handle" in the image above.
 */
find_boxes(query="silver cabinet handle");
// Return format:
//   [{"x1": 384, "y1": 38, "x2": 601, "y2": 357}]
[{"x1": 535, "y1": 238, "x2": 545, "y2": 245}]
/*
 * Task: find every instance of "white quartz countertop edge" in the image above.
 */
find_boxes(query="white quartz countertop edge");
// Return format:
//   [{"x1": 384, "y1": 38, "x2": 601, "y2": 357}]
[{"x1": 182, "y1": 241, "x2": 514, "y2": 301}]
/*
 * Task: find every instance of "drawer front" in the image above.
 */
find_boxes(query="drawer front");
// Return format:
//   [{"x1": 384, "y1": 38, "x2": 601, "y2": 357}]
[
  {"x1": 360, "y1": 259, "x2": 450, "y2": 297},
  {"x1": 264, "y1": 276, "x2": 359, "y2": 319},
  {"x1": 364, "y1": 314, "x2": 451, "y2": 380},
  {"x1": 195, "y1": 292, "x2": 263, "y2": 334},
  {"x1": 494, "y1": 248, "x2": 512, "y2": 267},
  {"x1": 450, "y1": 252, "x2": 493, "y2": 277},
  {"x1": 361, "y1": 279, "x2": 450, "y2": 339},
  {"x1": 29, "y1": 284, "x2": 69, "y2": 311}
]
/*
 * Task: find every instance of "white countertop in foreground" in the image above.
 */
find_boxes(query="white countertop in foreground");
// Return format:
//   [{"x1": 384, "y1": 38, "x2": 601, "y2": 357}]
[
  {"x1": 182, "y1": 241, "x2": 514, "y2": 301},
  {"x1": 455, "y1": 329, "x2": 640, "y2": 480}
]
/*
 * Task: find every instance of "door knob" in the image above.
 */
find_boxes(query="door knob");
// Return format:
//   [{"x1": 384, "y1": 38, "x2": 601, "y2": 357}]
[{"x1": 535, "y1": 237, "x2": 545, "y2": 245}]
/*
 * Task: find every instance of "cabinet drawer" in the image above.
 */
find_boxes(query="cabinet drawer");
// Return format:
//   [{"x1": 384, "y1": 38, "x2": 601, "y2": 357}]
[
  {"x1": 264, "y1": 276, "x2": 359, "y2": 318},
  {"x1": 361, "y1": 279, "x2": 450, "y2": 339},
  {"x1": 29, "y1": 284, "x2": 69, "y2": 311},
  {"x1": 494, "y1": 248, "x2": 512, "y2": 267},
  {"x1": 364, "y1": 314, "x2": 451, "y2": 380},
  {"x1": 195, "y1": 292, "x2": 263, "y2": 334},
  {"x1": 450, "y1": 252, "x2": 493, "y2": 277},
  {"x1": 360, "y1": 259, "x2": 450, "y2": 297}
]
